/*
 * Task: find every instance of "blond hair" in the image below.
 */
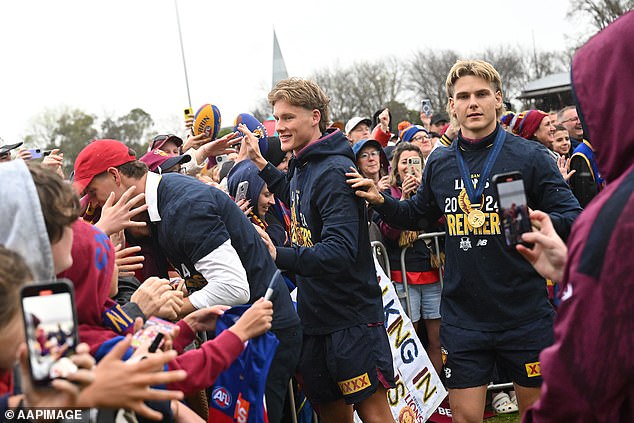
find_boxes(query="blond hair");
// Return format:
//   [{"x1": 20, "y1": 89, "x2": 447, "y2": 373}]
[
  {"x1": 445, "y1": 60, "x2": 504, "y2": 119},
  {"x1": 268, "y1": 77, "x2": 331, "y2": 133}
]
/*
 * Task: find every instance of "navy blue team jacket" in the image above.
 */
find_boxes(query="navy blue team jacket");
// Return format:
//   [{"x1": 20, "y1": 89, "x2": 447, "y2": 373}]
[
  {"x1": 376, "y1": 125, "x2": 582, "y2": 331},
  {"x1": 154, "y1": 173, "x2": 300, "y2": 330},
  {"x1": 259, "y1": 129, "x2": 384, "y2": 336}
]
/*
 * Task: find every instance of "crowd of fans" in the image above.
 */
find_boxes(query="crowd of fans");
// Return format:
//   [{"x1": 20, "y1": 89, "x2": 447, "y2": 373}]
[{"x1": 0, "y1": 10, "x2": 632, "y2": 423}]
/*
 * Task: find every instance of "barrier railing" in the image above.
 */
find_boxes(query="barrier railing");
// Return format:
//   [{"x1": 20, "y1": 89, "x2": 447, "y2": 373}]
[{"x1": 370, "y1": 240, "x2": 391, "y2": 276}]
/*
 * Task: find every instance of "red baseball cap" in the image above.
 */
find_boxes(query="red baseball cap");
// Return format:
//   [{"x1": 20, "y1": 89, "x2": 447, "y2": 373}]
[{"x1": 73, "y1": 139, "x2": 136, "y2": 194}]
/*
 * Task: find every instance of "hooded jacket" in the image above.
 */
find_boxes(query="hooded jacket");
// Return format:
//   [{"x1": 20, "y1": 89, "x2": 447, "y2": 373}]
[
  {"x1": 0, "y1": 160, "x2": 54, "y2": 413},
  {"x1": 227, "y1": 160, "x2": 288, "y2": 247},
  {"x1": 0, "y1": 160, "x2": 54, "y2": 281},
  {"x1": 524, "y1": 11, "x2": 634, "y2": 423},
  {"x1": 259, "y1": 129, "x2": 384, "y2": 335}
]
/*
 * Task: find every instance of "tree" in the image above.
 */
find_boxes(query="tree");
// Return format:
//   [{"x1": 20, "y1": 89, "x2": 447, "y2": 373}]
[
  {"x1": 311, "y1": 57, "x2": 407, "y2": 122},
  {"x1": 407, "y1": 49, "x2": 460, "y2": 114},
  {"x1": 382, "y1": 100, "x2": 420, "y2": 131},
  {"x1": 251, "y1": 97, "x2": 273, "y2": 123},
  {"x1": 101, "y1": 108, "x2": 154, "y2": 153},
  {"x1": 479, "y1": 46, "x2": 529, "y2": 102},
  {"x1": 24, "y1": 107, "x2": 157, "y2": 175},
  {"x1": 43, "y1": 109, "x2": 99, "y2": 174},
  {"x1": 23, "y1": 107, "x2": 67, "y2": 148},
  {"x1": 568, "y1": 0, "x2": 633, "y2": 31}
]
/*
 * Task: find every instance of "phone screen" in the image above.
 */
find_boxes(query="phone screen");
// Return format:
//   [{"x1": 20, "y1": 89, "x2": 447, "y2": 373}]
[
  {"x1": 496, "y1": 176, "x2": 531, "y2": 247},
  {"x1": 21, "y1": 281, "x2": 77, "y2": 385}
]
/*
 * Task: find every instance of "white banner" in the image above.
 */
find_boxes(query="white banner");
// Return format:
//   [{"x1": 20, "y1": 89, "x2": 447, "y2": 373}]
[{"x1": 375, "y1": 258, "x2": 447, "y2": 422}]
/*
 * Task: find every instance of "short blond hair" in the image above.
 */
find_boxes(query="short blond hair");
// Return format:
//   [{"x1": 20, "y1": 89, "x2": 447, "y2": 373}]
[
  {"x1": 445, "y1": 60, "x2": 504, "y2": 119},
  {"x1": 268, "y1": 77, "x2": 331, "y2": 133}
]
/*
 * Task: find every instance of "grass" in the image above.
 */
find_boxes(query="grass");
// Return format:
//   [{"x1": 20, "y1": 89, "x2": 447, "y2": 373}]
[{"x1": 486, "y1": 412, "x2": 520, "y2": 422}]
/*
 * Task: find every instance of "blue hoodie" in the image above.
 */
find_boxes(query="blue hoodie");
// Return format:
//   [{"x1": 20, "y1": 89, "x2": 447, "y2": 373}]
[{"x1": 259, "y1": 129, "x2": 384, "y2": 335}]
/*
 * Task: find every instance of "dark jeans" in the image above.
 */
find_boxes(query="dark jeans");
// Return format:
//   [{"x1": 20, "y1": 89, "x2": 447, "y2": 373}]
[{"x1": 267, "y1": 324, "x2": 303, "y2": 423}]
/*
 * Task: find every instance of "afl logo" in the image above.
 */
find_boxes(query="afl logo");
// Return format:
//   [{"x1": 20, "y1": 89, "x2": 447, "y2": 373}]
[{"x1": 212, "y1": 387, "x2": 232, "y2": 409}]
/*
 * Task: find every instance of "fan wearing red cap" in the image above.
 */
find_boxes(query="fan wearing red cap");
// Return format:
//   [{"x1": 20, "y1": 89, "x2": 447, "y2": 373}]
[
  {"x1": 73, "y1": 139, "x2": 138, "y2": 200},
  {"x1": 72, "y1": 138, "x2": 301, "y2": 422}
]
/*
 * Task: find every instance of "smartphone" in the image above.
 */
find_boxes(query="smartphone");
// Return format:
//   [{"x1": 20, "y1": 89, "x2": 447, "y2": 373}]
[
  {"x1": 215, "y1": 154, "x2": 229, "y2": 165},
  {"x1": 407, "y1": 156, "x2": 422, "y2": 175},
  {"x1": 235, "y1": 181, "x2": 249, "y2": 202},
  {"x1": 131, "y1": 317, "x2": 177, "y2": 351},
  {"x1": 421, "y1": 99, "x2": 433, "y2": 117},
  {"x1": 492, "y1": 171, "x2": 532, "y2": 248},
  {"x1": 27, "y1": 148, "x2": 43, "y2": 160},
  {"x1": 184, "y1": 107, "x2": 193, "y2": 119},
  {"x1": 20, "y1": 280, "x2": 79, "y2": 386}
]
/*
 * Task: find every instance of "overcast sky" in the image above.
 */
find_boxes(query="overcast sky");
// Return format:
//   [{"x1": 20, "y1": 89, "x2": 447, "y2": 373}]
[{"x1": 0, "y1": 0, "x2": 586, "y2": 145}]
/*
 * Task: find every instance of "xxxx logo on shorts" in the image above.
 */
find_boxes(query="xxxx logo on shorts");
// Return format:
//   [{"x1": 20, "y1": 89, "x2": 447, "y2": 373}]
[
  {"x1": 525, "y1": 361, "x2": 541, "y2": 377},
  {"x1": 338, "y1": 373, "x2": 371, "y2": 395}
]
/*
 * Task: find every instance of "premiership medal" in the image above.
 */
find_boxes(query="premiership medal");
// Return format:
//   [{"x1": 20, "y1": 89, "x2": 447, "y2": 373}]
[
  {"x1": 455, "y1": 128, "x2": 506, "y2": 225},
  {"x1": 467, "y1": 208, "x2": 486, "y2": 228}
]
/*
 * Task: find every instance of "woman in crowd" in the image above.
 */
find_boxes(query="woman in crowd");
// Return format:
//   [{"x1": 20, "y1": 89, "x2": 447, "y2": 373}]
[
  {"x1": 227, "y1": 160, "x2": 288, "y2": 247},
  {"x1": 512, "y1": 110, "x2": 558, "y2": 160},
  {"x1": 375, "y1": 142, "x2": 443, "y2": 374},
  {"x1": 351, "y1": 139, "x2": 390, "y2": 191}
]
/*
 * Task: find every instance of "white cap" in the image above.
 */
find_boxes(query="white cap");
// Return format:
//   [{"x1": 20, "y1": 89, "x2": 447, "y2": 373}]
[{"x1": 345, "y1": 117, "x2": 372, "y2": 134}]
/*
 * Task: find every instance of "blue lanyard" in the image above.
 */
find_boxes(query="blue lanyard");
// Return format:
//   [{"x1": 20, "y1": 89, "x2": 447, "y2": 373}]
[{"x1": 455, "y1": 128, "x2": 505, "y2": 204}]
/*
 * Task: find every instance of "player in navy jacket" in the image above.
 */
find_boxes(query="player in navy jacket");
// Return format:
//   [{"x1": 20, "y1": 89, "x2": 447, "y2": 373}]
[
  {"x1": 349, "y1": 60, "x2": 581, "y2": 421},
  {"x1": 241, "y1": 78, "x2": 395, "y2": 423}
]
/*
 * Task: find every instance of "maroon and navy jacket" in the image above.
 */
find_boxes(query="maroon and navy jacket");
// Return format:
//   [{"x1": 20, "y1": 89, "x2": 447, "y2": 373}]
[{"x1": 524, "y1": 11, "x2": 634, "y2": 423}]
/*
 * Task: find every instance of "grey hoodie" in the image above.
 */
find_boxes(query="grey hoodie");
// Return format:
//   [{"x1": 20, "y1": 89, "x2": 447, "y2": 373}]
[{"x1": 0, "y1": 160, "x2": 54, "y2": 281}]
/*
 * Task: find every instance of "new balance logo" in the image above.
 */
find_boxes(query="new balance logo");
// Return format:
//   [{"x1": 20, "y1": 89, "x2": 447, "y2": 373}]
[{"x1": 476, "y1": 239, "x2": 488, "y2": 247}]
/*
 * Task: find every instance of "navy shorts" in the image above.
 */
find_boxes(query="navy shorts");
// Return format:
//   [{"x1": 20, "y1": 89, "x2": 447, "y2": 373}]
[
  {"x1": 440, "y1": 314, "x2": 554, "y2": 389},
  {"x1": 297, "y1": 324, "x2": 395, "y2": 405}
]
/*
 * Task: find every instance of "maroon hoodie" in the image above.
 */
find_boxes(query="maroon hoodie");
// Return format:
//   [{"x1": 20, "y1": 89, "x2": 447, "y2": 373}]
[{"x1": 524, "y1": 11, "x2": 634, "y2": 423}]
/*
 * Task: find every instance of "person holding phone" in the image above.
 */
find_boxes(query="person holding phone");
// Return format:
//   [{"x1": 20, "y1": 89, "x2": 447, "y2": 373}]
[
  {"x1": 348, "y1": 59, "x2": 581, "y2": 421},
  {"x1": 376, "y1": 142, "x2": 443, "y2": 374},
  {"x1": 227, "y1": 161, "x2": 288, "y2": 247},
  {"x1": 0, "y1": 162, "x2": 189, "y2": 420},
  {"x1": 520, "y1": 13, "x2": 634, "y2": 422}
]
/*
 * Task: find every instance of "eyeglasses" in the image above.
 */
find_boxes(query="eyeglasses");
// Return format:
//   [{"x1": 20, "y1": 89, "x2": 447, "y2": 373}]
[
  {"x1": 358, "y1": 151, "x2": 380, "y2": 160},
  {"x1": 560, "y1": 116, "x2": 580, "y2": 124},
  {"x1": 411, "y1": 135, "x2": 431, "y2": 142}
]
